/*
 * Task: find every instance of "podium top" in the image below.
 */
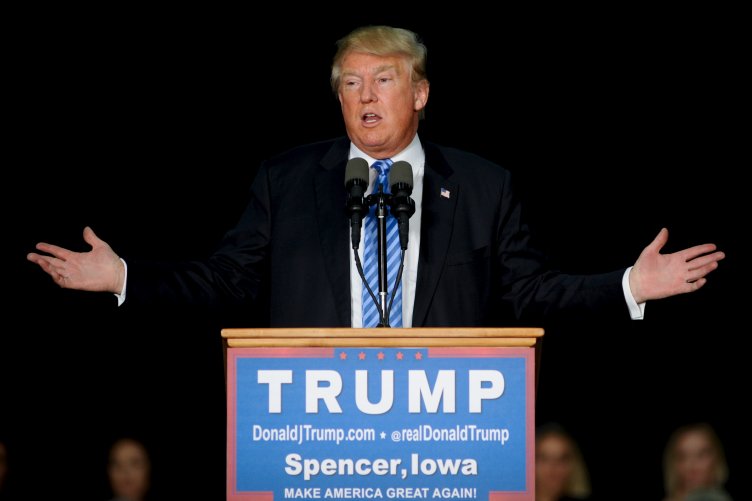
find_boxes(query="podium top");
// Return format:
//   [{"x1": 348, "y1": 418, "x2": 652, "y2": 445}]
[{"x1": 221, "y1": 327, "x2": 543, "y2": 348}]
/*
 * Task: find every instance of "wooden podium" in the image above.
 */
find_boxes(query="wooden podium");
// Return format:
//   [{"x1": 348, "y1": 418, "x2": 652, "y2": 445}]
[{"x1": 222, "y1": 328, "x2": 543, "y2": 501}]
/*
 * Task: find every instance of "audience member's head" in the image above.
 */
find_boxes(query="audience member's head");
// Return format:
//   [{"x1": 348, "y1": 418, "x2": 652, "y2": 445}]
[
  {"x1": 0, "y1": 439, "x2": 7, "y2": 493},
  {"x1": 663, "y1": 423, "x2": 729, "y2": 501},
  {"x1": 535, "y1": 424, "x2": 591, "y2": 501},
  {"x1": 107, "y1": 437, "x2": 151, "y2": 501}
]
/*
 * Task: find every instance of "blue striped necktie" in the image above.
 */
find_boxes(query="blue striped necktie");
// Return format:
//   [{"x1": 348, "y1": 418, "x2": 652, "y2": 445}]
[{"x1": 362, "y1": 159, "x2": 403, "y2": 327}]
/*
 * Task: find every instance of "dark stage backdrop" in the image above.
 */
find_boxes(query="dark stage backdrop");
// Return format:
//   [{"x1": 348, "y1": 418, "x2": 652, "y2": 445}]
[{"x1": 5, "y1": 9, "x2": 744, "y2": 500}]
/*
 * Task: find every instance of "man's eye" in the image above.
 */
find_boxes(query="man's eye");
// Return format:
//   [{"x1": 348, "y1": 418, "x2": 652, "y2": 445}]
[{"x1": 378, "y1": 78, "x2": 390, "y2": 83}]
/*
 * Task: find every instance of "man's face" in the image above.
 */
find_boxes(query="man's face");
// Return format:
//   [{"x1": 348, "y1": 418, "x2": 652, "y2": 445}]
[{"x1": 338, "y1": 52, "x2": 428, "y2": 159}]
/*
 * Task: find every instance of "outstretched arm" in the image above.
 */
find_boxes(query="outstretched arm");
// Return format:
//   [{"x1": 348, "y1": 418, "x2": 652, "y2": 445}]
[
  {"x1": 629, "y1": 228, "x2": 724, "y2": 304},
  {"x1": 27, "y1": 226, "x2": 125, "y2": 293},
  {"x1": 27, "y1": 163, "x2": 272, "y2": 308}
]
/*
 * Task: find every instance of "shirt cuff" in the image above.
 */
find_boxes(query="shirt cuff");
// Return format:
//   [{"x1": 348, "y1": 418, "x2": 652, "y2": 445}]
[
  {"x1": 114, "y1": 258, "x2": 128, "y2": 307},
  {"x1": 622, "y1": 266, "x2": 645, "y2": 320}
]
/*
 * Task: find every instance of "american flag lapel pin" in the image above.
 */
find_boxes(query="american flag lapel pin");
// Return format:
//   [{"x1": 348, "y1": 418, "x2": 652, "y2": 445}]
[{"x1": 440, "y1": 187, "x2": 451, "y2": 199}]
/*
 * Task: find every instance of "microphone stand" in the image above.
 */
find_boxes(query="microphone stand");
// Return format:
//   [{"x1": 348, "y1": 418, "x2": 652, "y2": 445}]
[
  {"x1": 374, "y1": 186, "x2": 390, "y2": 327},
  {"x1": 357, "y1": 187, "x2": 413, "y2": 329},
  {"x1": 348, "y1": 160, "x2": 414, "y2": 330}
]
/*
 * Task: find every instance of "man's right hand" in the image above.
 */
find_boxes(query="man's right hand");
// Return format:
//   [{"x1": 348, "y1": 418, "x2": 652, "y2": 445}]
[{"x1": 27, "y1": 226, "x2": 125, "y2": 294}]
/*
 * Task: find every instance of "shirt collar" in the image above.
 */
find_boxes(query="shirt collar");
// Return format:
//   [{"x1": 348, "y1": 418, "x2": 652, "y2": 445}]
[{"x1": 348, "y1": 134, "x2": 423, "y2": 168}]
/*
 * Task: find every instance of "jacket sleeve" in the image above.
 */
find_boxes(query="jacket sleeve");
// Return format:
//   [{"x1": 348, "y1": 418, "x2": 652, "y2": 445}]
[
  {"x1": 495, "y1": 171, "x2": 629, "y2": 320},
  {"x1": 124, "y1": 163, "x2": 272, "y2": 308}
]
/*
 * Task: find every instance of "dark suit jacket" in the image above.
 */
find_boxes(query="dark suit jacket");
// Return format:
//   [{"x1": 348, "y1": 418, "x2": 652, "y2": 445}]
[{"x1": 127, "y1": 137, "x2": 627, "y2": 326}]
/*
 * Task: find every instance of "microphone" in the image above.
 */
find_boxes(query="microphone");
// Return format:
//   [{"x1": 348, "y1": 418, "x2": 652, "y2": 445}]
[
  {"x1": 345, "y1": 157, "x2": 385, "y2": 325},
  {"x1": 344, "y1": 158, "x2": 369, "y2": 250},
  {"x1": 389, "y1": 161, "x2": 416, "y2": 250}
]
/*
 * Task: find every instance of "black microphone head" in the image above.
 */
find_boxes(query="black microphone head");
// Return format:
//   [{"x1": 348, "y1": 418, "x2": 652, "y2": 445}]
[
  {"x1": 344, "y1": 157, "x2": 369, "y2": 187},
  {"x1": 390, "y1": 161, "x2": 413, "y2": 191}
]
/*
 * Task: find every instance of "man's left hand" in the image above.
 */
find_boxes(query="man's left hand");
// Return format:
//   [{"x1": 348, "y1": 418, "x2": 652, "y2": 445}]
[{"x1": 629, "y1": 228, "x2": 725, "y2": 304}]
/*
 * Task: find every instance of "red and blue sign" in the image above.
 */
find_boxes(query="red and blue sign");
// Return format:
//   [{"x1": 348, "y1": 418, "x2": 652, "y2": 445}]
[{"x1": 227, "y1": 347, "x2": 535, "y2": 500}]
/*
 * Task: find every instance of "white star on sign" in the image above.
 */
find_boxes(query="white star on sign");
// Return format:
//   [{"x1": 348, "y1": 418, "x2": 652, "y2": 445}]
[{"x1": 380, "y1": 432, "x2": 386, "y2": 439}]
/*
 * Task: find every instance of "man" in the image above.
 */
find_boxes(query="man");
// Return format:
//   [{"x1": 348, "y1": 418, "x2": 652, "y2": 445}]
[{"x1": 27, "y1": 26, "x2": 724, "y2": 327}]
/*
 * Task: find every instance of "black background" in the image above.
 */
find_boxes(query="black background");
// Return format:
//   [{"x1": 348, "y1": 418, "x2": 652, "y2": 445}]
[{"x1": 4, "y1": 7, "x2": 745, "y2": 500}]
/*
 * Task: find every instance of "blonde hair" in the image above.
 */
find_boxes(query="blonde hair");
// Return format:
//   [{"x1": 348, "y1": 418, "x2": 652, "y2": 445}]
[
  {"x1": 536, "y1": 424, "x2": 591, "y2": 499},
  {"x1": 330, "y1": 26, "x2": 428, "y2": 92},
  {"x1": 664, "y1": 423, "x2": 729, "y2": 496}
]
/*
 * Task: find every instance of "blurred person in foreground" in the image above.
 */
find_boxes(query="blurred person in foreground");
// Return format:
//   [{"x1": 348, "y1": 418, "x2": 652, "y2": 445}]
[
  {"x1": 0, "y1": 439, "x2": 8, "y2": 499},
  {"x1": 536, "y1": 424, "x2": 592, "y2": 501},
  {"x1": 107, "y1": 437, "x2": 152, "y2": 501},
  {"x1": 663, "y1": 423, "x2": 732, "y2": 501}
]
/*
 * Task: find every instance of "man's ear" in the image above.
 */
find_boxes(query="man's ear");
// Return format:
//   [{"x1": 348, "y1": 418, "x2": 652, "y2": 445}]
[{"x1": 414, "y1": 80, "x2": 430, "y2": 111}]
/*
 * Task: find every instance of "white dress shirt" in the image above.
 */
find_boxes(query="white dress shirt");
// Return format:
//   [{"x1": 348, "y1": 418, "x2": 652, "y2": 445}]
[{"x1": 119, "y1": 133, "x2": 645, "y2": 321}]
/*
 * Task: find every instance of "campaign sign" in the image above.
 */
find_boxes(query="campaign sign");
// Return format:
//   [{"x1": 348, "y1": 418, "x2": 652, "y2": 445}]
[{"x1": 227, "y1": 347, "x2": 534, "y2": 501}]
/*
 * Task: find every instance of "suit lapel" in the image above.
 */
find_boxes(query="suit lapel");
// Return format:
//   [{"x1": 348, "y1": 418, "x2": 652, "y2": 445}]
[
  {"x1": 412, "y1": 143, "x2": 458, "y2": 327},
  {"x1": 315, "y1": 139, "x2": 351, "y2": 326}
]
